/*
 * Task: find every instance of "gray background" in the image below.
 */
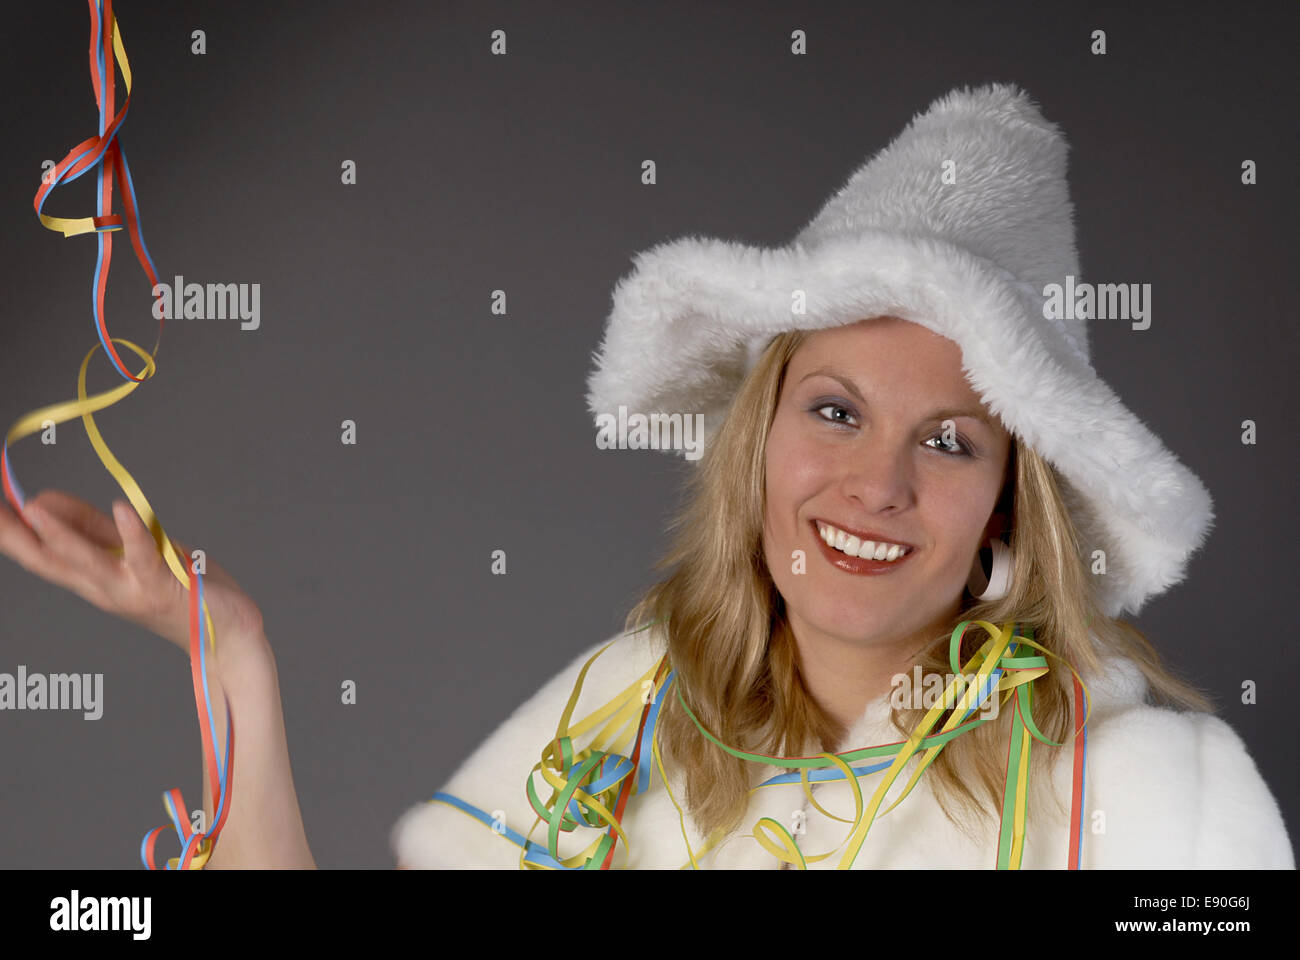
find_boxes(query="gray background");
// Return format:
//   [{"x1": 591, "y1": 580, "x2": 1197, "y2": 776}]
[{"x1": 1, "y1": 0, "x2": 1294, "y2": 868}]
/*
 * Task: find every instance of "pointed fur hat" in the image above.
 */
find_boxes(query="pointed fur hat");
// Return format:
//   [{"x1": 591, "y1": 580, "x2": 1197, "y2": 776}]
[{"x1": 585, "y1": 82, "x2": 1214, "y2": 619}]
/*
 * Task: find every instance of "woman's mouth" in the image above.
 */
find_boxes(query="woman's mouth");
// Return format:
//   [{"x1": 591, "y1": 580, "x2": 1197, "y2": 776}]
[{"x1": 810, "y1": 519, "x2": 917, "y2": 576}]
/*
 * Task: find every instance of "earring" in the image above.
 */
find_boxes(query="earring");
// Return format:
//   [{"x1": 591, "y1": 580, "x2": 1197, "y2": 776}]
[{"x1": 967, "y1": 537, "x2": 1014, "y2": 601}]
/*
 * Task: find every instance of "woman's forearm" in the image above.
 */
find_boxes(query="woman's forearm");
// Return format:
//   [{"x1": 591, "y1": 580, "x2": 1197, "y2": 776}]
[{"x1": 197, "y1": 631, "x2": 317, "y2": 869}]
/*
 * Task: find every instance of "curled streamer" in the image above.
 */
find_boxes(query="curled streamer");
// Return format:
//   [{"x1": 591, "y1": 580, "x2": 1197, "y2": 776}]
[
  {"x1": 5, "y1": 0, "x2": 231, "y2": 869},
  {"x1": 429, "y1": 619, "x2": 1091, "y2": 869}
]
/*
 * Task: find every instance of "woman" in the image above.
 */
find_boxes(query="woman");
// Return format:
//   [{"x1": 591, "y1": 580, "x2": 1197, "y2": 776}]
[
  {"x1": 387, "y1": 318, "x2": 1290, "y2": 869},
  {"x1": 390, "y1": 83, "x2": 1293, "y2": 868},
  {"x1": 2, "y1": 84, "x2": 1291, "y2": 869}
]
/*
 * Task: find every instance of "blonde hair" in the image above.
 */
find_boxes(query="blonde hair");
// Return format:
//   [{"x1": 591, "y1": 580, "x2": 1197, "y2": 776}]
[{"x1": 623, "y1": 325, "x2": 1215, "y2": 848}]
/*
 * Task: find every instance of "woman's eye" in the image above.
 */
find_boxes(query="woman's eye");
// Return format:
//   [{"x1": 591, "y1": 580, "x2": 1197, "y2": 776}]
[
  {"x1": 925, "y1": 433, "x2": 970, "y2": 456},
  {"x1": 813, "y1": 404, "x2": 858, "y2": 427}
]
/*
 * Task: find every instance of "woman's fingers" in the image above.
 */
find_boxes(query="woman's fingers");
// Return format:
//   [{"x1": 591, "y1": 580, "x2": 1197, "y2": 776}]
[
  {"x1": 6, "y1": 491, "x2": 183, "y2": 626},
  {"x1": 31, "y1": 490, "x2": 122, "y2": 551},
  {"x1": 110, "y1": 499, "x2": 195, "y2": 627},
  {"x1": 111, "y1": 499, "x2": 169, "y2": 582},
  {"x1": 20, "y1": 498, "x2": 124, "y2": 611},
  {"x1": 2, "y1": 489, "x2": 258, "y2": 654}
]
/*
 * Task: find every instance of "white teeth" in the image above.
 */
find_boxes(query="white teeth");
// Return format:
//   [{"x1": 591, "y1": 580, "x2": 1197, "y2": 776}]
[{"x1": 816, "y1": 522, "x2": 911, "y2": 561}]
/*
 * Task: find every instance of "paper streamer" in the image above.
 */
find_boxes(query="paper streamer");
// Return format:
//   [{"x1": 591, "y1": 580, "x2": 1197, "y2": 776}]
[
  {"x1": 428, "y1": 618, "x2": 1091, "y2": 869},
  {"x1": 5, "y1": 0, "x2": 231, "y2": 869}
]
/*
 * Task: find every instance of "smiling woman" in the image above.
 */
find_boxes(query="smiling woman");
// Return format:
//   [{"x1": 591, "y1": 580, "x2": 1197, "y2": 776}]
[
  {"x1": 611, "y1": 319, "x2": 1258, "y2": 865},
  {"x1": 390, "y1": 83, "x2": 1293, "y2": 870}
]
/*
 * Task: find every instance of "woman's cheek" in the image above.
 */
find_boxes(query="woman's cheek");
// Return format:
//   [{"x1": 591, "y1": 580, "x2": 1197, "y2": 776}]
[{"x1": 784, "y1": 431, "x2": 830, "y2": 489}]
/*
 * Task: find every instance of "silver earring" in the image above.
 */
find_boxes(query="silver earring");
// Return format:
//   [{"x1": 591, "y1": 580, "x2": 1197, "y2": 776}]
[{"x1": 967, "y1": 537, "x2": 1014, "y2": 601}]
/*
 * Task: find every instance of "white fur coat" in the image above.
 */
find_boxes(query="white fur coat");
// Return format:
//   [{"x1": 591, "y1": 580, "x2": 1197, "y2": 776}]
[{"x1": 391, "y1": 627, "x2": 1294, "y2": 869}]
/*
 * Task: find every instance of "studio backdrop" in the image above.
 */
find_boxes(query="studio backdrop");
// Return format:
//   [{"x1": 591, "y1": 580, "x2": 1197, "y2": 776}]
[{"x1": 0, "y1": 0, "x2": 1294, "y2": 868}]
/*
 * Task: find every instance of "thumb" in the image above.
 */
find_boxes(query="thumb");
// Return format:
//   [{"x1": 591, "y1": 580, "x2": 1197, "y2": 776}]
[{"x1": 111, "y1": 499, "x2": 172, "y2": 581}]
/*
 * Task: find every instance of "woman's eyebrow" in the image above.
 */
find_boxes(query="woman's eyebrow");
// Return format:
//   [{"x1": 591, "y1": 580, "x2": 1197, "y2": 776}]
[{"x1": 798, "y1": 366, "x2": 995, "y2": 429}]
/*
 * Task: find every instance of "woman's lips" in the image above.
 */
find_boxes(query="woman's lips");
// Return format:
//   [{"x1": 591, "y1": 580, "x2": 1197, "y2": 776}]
[{"x1": 809, "y1": 519, "x2": 917, "y2": 576}]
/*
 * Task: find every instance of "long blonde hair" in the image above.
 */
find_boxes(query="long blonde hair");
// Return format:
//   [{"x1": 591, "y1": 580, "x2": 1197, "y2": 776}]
[{"x1": 624, "y1": 325, "x2": 1214, "y2": 846}]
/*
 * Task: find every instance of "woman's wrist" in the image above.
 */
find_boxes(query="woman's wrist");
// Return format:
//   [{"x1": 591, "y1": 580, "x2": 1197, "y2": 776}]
[{"x1": 209, "y1": 620, "x2": 275, "y2": 684}]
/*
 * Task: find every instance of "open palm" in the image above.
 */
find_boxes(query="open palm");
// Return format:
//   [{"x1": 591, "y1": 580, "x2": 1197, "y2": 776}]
[{"x1": 0, "y1": 490, "x2": 264, "y2": 654}]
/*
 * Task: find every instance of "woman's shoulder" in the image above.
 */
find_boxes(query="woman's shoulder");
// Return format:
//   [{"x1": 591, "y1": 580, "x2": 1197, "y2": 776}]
[
  {"x1": 390, "y1": 624, "x2": 668, "y2": 869},
  {"x1": 1065, "y1": 656, "x2": 1294, "y2": 869}
]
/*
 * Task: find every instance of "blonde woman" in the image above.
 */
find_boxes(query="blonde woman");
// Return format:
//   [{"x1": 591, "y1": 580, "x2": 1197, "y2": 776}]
[
  {"x1": 2, "y1": 84, "x2": 1290, "y2": 870},
  {"x1": 391, "y1": 84, "x2": 1292, "y2": 869}
]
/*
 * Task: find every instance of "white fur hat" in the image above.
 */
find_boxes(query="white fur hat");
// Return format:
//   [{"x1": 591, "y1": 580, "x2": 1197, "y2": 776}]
[{"x1": 585, "y1": 82, "x2": 1214, "y2": 619}]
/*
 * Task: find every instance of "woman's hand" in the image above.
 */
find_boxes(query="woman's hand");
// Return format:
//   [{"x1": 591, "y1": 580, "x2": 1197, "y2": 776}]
[
  {"x1": 2, "y1": 489, "x2": 316, "y2": 868},
  {"x1": 0, "y1": 489, "x2": 265, "y2": 657}
]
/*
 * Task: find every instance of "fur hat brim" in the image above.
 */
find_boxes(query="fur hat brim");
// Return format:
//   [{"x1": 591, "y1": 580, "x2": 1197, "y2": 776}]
[{"x1": 585, "y1": 226, "x2": 1214, "y2": 620}]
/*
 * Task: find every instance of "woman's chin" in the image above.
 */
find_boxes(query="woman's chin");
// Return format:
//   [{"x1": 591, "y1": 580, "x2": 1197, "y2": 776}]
[
  {"x1": 797, "y1": 592, "x2": 950, "y2": 648},
  {"x1": 794, "y1": 604, "x2": 892, "y2": 645}
]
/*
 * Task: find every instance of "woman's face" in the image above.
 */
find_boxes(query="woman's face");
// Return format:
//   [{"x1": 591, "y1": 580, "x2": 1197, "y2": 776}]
[{"x1": 763, "y1": 316, "x2": 1013, "y2": 656}]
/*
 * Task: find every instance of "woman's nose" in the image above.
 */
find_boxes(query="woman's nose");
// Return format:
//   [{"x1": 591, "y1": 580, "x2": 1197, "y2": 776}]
[{"x1": 834, "y1": 435, "x2": 915, "y2": 508}]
